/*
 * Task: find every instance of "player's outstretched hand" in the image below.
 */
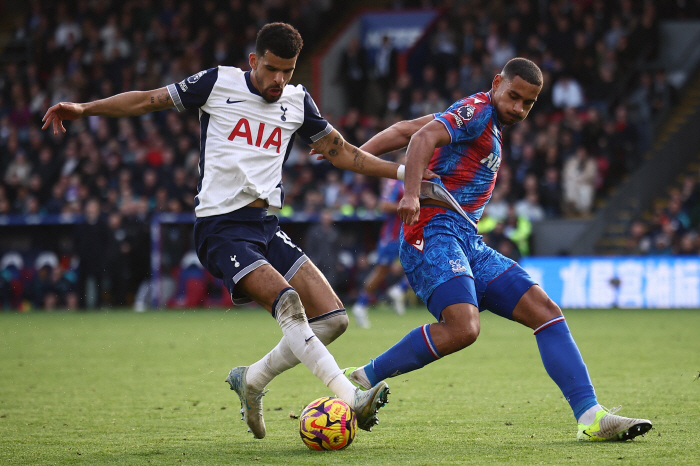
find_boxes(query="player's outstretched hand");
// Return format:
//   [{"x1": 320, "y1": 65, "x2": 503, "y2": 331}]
[
  {"x1": 397, "y1": 195, "x2": 421, "y2": 225},
  {"x1": 42, "y1": 102, "x2": 84, "y2": 135},
  {"x1": 310, "y1": 149, "x2": 440, "y2": 180}
]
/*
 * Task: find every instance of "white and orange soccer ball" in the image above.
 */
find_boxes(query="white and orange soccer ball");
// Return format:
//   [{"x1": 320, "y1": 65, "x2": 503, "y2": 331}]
[{"x1": 299, "y1": 396, "x2": 357, "y2": 450}]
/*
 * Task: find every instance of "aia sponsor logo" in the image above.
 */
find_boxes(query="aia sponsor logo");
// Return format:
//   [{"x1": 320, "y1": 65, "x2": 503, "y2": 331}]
[
  {"x1": 228, "y1": 118, "x2": 282, "y2": 153},
  {"x1": 480, "y1": 152, "x2": 501, "y2": 172}
]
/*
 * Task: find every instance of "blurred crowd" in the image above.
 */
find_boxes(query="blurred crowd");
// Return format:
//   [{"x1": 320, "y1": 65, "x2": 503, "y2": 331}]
[
  {"x1": 337, "y1": 0, "x2": 677, "y2": 223},
  {"x1": 0, "y1": 0, "x2": 697, "y2": 310},
  {"x1": 624, "y1": 170, "x2": 700, "y2": 256}
]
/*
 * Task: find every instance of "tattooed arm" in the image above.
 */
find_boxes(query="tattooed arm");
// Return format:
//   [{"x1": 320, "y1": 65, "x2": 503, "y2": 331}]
[
  {"x1": 42, "y1": 87, "x2": 174, "y2": 135},
  {"x1": 309, "y1": 128, "x2": 404, "y2": 179}
]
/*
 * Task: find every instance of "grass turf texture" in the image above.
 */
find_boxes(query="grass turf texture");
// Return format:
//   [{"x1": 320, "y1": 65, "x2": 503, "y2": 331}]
[{"x1": 1, "y1": 307, "x2": 698, "y2": 465}]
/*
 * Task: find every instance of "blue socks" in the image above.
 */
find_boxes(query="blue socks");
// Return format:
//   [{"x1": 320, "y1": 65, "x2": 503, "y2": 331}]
[
  {"x1": 361, "y1": 315, "x2": 598, "y2": 422},
  {"x1": 363, "y1": 325, "x2": 441, "y2": 387},
  {"x1": 534, "y1": 317, "x2": 598, "y2": 420},
  {"x1": 356, "y1": 291, "x2": 371, "y2": 306}
]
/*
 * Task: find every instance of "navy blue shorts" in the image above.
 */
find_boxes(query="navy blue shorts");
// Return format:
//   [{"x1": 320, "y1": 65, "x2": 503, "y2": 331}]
[{"x1": 194, "y1": 207, "x2": 308, "y2": 305}]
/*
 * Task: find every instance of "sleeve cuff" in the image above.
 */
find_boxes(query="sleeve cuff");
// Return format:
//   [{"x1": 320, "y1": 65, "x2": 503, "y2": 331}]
[
  {"x1": 309, "y1": 123, "x2": 333, "y2": 143},
  {"x1": 434, "y1": 117, "x2": 454, "y2": 144},
  {"x1": 167, "y1": 83, "x2": 185, "y2": 112}
]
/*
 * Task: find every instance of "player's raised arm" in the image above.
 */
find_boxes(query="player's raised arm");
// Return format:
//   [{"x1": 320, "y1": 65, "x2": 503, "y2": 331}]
[
  {"x1": 398, "y1": 120, "x2": 451, "y2": 225},
  {"x1": 310, "y1": 127, "x2": 438, "y2": 181},
  {"x1": 359, "y1": 114, "x2": 434, "y2": 156},
  {"x1": 41, "y1": 87, "x2": 175, "y2": 135},
  {"x1": 310, "y1": 128, "x2": 401, "y2": 179}
]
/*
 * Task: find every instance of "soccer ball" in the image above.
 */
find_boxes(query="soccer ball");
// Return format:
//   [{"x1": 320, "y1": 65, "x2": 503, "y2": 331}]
[{"x1": 299, "y1": 396, "x2": 357, "y2": 450}]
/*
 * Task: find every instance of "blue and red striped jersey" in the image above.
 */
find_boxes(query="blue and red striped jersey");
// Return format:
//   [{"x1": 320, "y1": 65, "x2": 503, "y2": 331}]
[{"x1": 428, "y1": 91, "x2": 502, "y2": 225}]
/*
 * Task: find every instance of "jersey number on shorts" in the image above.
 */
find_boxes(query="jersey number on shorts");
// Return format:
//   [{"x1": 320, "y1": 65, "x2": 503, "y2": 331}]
[{"x1": 276, "y1": 231, "x2": 302, "y2": 252}]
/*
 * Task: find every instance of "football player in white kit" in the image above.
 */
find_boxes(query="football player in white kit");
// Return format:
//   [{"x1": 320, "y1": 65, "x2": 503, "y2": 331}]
[{"x1": 43, "y1": 23, "x2": 433, "y2": 439}]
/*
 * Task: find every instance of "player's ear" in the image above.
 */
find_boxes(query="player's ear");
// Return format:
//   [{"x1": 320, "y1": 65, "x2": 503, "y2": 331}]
[
  {"x1": 249, "y1": 53, "x2": 258, "y2": 70},
  {"x1": 492, "y1": 73, "x2": 502, "y2": 91}
]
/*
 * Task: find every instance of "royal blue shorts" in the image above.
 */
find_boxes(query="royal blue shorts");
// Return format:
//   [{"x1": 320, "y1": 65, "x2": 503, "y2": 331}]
[
  {"x1": 194, "y1": 207, "x2": 307, "y2": 305},
  {"x1": 400, "y1": 209, "x2": 536, "y2": 321},
  {"x1": 375, "y1": 239, "x2": 400, "y2": 266}
]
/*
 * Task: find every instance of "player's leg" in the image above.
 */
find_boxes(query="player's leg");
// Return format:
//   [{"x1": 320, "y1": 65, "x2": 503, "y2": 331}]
[
  {"x1": 347, "y1": 228, "x2": 480, "y2": 389},
  {"x1": 353, "y1": 238, "x2": 401, "y2": 327},
  {"x1": 386, "y1": 257, "x2": 409, "y2": 315},
  {"x1": 230, "y1": 263, "x2": 388, "y2": 432},
  {"x1": 245, "y1": 260, "x2": 349, "y2": 391},
  {"x1": 484, "y1": 265, "x2": 651, "y2": 440},
  {"x1": 226, "y1": 225, "x2": 387, "y2": 433},
  {"x1": 352, "y1": 263, "x2": 391, "y2": 328},
  {"x1": 347, "y1": 275, "x2": 480, "y2": 389}
]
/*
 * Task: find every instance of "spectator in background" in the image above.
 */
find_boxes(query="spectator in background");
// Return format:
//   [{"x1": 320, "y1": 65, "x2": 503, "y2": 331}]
[
  {"x1": 339, "y1": 38, "x2": 368, "y2": 113},
  {"x1": 483, "y1": 221, "x2": 522, "y2": 262},
  {"x1": 73, "y1": 198, "x2": 109, "y2": 309},
  {"x1": 563, "y1": 146, "x2": 597, "y2": 217},
  {"x1": 482, "y1": 186, "x2": 509, "y2": 222},
  {"x1": 552, "y1": 73, "x2": 584, "y2": 109},
  {"x1": 430, "y1": 18, "x2": 459, "y2": 74},
  {"x1": 462, "y1": 63, "x2": 489, "y2": 96},
  {"x1": 373, "y1": 35, "x2": 397, "y2": 100},
  {"x1": 515, "y1": 191, "x2": 545, "y2": 223},
  {"x1": 626, "y1": 220, "x2": 652, "y2": 255},
  {"x1": 502, "y1": 204, "x2": 532, "y2": 257},
  {"x1": 677, "y1": 231, "x2": 699, "y2": 255},
  {"x1": 422, "y1": 89, "x2": 447, "y2": 115},
  {"x1": 4, "y1": 152, "x2": 33, "y2": 190},
  {"x1": 539, "y1": 166, "x2": 562, "y2": 218},
  {"x1": 651, "y1": 69, "x2": 672, "y2": 117}
]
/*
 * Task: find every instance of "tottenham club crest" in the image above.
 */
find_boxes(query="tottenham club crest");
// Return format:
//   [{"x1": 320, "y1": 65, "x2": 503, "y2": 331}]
[{"x1": 457, "y1": 104, "x2": 476, "y2": 121}]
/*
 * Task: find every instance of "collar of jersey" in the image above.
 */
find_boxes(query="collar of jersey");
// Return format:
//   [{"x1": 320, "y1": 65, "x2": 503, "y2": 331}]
[{"x1": 244, "y1": 71, "x2": 263, "y2": 97}]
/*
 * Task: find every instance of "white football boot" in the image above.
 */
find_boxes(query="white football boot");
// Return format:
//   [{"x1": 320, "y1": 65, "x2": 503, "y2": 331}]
[
  {"x1": 225, "y1": 366, "x2": 267, "y2": 439},
  {"x1": 350, "y1": 380, "x2": 390, "y2": 431},
  {"x1": 577, "y1": 406, "x2": 652, "y2": 441}
]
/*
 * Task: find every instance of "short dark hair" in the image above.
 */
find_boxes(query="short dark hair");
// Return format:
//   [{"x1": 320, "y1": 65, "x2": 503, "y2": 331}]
[
  {"x1": 501, "y1": 58, "x2": 543, "y2": 87},
  {"x1": 255, "y1": 23, "x2": 303, "y2": 59}
]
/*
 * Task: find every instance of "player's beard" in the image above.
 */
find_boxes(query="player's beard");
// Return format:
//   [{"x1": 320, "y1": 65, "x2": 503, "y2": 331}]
[
  {"x1": 253, "y1": 71, "x2": 284, "y2": 102},
  {"x1": 262, "y1": 86, "x2": 283, "y2": 103}
]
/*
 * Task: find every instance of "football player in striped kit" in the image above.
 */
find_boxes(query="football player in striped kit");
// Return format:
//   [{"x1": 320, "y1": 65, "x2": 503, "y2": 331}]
[{"x1": 343, "y1": 58, "x2": 652, "y2": 442}]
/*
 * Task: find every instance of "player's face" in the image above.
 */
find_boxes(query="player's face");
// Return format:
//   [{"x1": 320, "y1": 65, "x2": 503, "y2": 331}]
[
  {"x1": 491, "y1": 74, "x2": 541, "y2": 125},
  {"x1": 249, "y1": 51, "x2": 297, "y2": 103}
]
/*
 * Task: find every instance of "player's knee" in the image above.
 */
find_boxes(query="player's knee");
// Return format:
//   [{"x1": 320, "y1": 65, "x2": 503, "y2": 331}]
[
  {"x1": 543, "y1": 296, "x2": 562, "y2": 319},
  {"x1": 326, "y1": 312, "x2": 349, "y2": 343},
  {"x1": 308, "y1": 309, "x2": 349, "y2": 345},
  {"x1": 451, "y1": 320, "x2": 480, "y2": 350}
]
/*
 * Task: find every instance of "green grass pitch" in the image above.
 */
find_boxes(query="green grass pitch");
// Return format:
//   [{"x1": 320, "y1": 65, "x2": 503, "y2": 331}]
[{"x1": 1, "y1": 307, "x2": 699, "y2": 465}]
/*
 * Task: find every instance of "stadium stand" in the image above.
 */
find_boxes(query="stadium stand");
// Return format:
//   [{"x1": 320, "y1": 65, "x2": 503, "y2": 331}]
[{"x1": 0, "y1": 0, "x2": 698, "y2": 310}]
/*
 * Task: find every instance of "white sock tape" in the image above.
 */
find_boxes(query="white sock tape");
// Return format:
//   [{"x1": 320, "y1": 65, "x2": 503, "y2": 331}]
[{"x1": 397, "y1": 164, "x2": 406, "y2": 181}]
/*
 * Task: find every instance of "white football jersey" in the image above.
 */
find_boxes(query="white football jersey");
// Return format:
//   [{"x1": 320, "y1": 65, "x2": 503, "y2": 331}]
[{"x1": 167, "y1": 66, "x2": 333, "y2": 217}]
